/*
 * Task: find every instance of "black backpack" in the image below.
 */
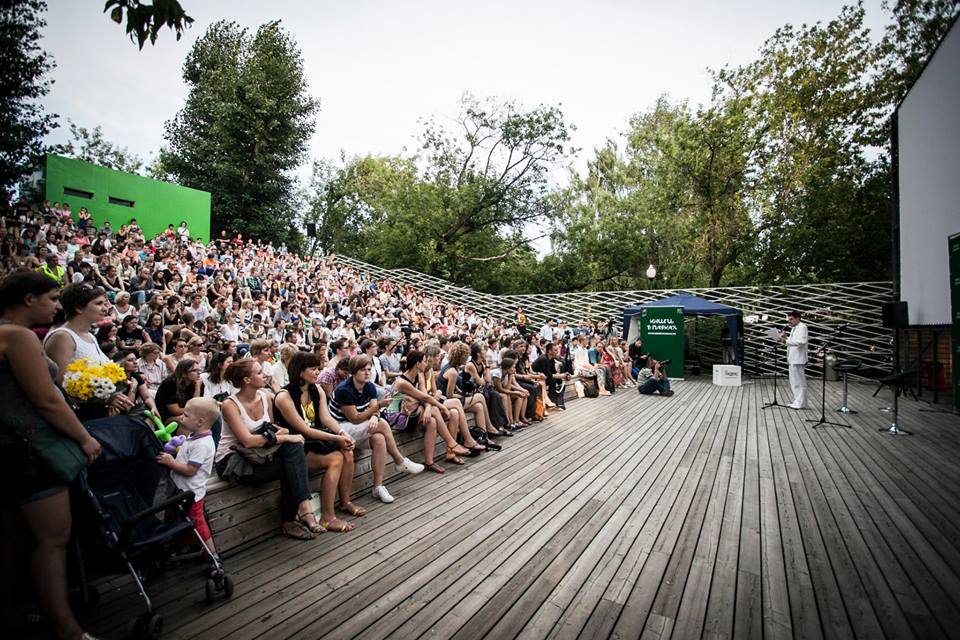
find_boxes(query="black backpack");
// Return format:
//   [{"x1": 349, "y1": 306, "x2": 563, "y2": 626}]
[{"x1": 583, "y1": 377, "x2": 600, "y2": 398}]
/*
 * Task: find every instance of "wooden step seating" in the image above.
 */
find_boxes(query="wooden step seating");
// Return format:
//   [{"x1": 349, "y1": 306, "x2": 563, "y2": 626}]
[{"x1": 207, "y1": 384, "x2": 580, "y2": 554}]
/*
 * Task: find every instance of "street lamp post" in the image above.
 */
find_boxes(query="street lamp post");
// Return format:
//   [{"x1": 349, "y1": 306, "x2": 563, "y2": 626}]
[{"x1": 646, "y1": 264, "x2": 657, "y2": 290}]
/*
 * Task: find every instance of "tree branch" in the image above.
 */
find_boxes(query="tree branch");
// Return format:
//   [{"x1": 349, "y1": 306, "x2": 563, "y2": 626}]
[{"x1": 463, "y1": 233, "x2": 549, "y2": 262}]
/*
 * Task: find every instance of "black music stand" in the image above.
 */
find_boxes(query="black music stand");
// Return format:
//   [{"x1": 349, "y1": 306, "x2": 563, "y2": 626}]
[
  {"x1": 762, "y1": 330, "x2": 784, "y2": 410},
  {"x1": 807, "y1": 327, "x2": 851, "y2": 429}
]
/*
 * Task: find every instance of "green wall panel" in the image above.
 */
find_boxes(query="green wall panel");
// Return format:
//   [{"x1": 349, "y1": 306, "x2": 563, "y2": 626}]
[{"x1": 43, "y1": 154, "x2": 211, "y2": 241}]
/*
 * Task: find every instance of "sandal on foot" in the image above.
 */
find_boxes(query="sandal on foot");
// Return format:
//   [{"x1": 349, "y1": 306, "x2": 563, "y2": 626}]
[
  {"x1": 444, "y1": 452, "x2": 466, "y2": 465},
  {"x1": 296, "y1": 511, "x2": 325, "y2": 534},
  {"x1": 338, "y1": 502, "x2": 367, "y2": 517},
  {"x1": 281, "y1": 521, "x2": 316, "y2": 540},
  {"x1": 321, "y1": 518, "x2": 355, "y2": 532},
  {"x1": 448, "y1": 444, "x2": 471, "y2": 456},
  {"x1": 466, "y1": 445, "x2": 485, "y2": 456},
  {"x1": 484, "y1": 441, "x2": 502, "y2": 451},
  {"x1": 425, "y1": 462, "x2": 446, "y2": 474}
]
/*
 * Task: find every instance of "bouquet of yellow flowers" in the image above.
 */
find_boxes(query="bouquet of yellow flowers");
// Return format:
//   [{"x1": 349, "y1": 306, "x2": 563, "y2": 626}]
[{"x1": 63, "y1": 358, "x2": 127, "y2": 403}]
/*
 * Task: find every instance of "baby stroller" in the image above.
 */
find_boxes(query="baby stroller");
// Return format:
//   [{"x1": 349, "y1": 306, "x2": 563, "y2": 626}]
[{"x1": 71, "y1": 414, "x2": 232, "y2": 639}]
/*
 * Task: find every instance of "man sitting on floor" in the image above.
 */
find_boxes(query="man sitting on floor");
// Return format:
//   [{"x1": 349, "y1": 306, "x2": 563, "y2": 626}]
[{"x1": 637, "y1": 358, "x2": 673, "y2": 396}]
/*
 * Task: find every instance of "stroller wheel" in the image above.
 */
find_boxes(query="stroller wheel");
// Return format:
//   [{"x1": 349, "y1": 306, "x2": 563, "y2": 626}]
[
  {"x1": 205, "y1": 578, "x2": 216, "y2": 605},
  {"x1": 223, "y1": 574, "x2": 235, "y2": 599},
  {"x1": 145, "y1": 613, "x2": 163, "y2": 639},
  {"x1": 130, "y1": 612, "x2": 163, "y2": 639}
]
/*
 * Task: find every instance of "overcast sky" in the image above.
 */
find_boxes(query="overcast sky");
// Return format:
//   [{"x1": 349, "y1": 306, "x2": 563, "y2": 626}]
[{"x1": 41, "y1": 0, "x2": 889, "y2": 176}]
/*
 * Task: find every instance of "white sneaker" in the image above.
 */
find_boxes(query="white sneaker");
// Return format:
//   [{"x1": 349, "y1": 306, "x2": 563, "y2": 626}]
[
  {"x1": 396, "y1": 457, "x2": 424, "y2": 474},
  {"x1": 372, "y1": 484, "x2": 394, "y2": 503}
]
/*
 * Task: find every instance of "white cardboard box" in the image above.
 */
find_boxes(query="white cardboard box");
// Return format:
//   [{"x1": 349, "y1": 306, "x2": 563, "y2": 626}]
[{"x1": 713, "y1": 365, "x2": 742, "y2": 386}]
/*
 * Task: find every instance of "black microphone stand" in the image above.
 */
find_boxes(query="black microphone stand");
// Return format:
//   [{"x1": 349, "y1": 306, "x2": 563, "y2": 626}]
[
  {"x1": 762, "y1": 328, "x2": 783, "y2": 410},
  {"x1": 807, "y1": 326, "x2": 851, "y2": 429}
]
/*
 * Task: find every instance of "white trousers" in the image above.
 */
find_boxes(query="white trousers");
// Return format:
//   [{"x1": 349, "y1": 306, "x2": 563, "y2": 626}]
[{"x1": 788, "y1": 364, "x2": 808, "y2": 408}]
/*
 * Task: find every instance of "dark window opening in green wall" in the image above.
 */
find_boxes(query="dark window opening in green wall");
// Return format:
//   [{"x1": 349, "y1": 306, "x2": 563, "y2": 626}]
[
  {"x1": 44, "y1": 155, "x2": 210, "y2": 241},
  {"x1": 64, "y1": 187, "x2": 93, "y2": 199}
]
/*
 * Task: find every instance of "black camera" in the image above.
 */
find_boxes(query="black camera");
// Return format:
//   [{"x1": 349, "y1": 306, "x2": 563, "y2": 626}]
[{"x1": 659, "y1": 358, "x2": 672, "y2": 366}]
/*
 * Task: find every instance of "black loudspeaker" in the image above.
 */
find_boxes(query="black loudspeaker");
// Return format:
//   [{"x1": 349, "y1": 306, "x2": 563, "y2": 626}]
[
  {"x1": 306, "y1": 223, "x2": 316, "y2": 237},
  {"x1": 882, "y1": 301, "x2": 909, "y2": 328}
]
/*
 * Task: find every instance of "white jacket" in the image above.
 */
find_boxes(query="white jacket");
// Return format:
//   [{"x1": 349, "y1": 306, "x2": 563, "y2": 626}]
[{"x1": 785, "y1": 322, "x2": 808, "y2": 365}]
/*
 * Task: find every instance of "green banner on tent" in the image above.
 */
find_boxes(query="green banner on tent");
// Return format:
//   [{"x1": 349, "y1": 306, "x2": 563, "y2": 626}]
[
  {"x1": 640, "y1": 306, "x2": 685, "y2": 379},
  {"x1": 950, "y1": 233, "x2": 960, "y2": 412}
]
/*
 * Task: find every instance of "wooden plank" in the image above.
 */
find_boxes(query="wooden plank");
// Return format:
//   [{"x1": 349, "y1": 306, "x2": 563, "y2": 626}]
[
  {"x1": 186, "y1": 394, "x2": 636, "y2": 639},
  {"x1": 756, "y1": 382, "x2": 823, "y2": 640},
  {"x1": 77, "y1": 379, "x2": 960, "y2": 640}
]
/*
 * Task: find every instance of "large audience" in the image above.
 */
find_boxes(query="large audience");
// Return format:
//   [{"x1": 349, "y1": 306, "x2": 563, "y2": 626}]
[{"x1": 0, "y1": 194, "x2": 655, "y2": 640}]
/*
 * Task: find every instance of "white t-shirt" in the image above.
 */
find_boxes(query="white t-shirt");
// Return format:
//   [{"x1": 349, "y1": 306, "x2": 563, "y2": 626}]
[
  {"x1": 201, "y1": 372, "x2": 237, "y2": 400},
  {"x1": 170, "y1": 432, "x2": 215, "y2": 501}
]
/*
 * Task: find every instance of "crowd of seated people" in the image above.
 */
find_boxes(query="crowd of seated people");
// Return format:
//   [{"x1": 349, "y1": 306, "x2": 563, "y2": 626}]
[{"x1": 0, "y1": 194, "x2": 654, "y2": 639}]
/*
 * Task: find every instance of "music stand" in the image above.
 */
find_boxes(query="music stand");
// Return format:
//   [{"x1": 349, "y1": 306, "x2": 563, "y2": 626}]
[
  {"x1": 762, "y1": 327, "x2": 784, "y2": 410},
  {"x1": 806, "y1": 327, "x2": 851, "y2": 429}
]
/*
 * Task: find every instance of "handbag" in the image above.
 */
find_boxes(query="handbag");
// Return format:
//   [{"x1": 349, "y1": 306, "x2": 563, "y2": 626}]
[
  {"x1": 230, "y1": 422, "x2": 282, "y2": 464},
  {"x1": 384, "y1": 392, "x2": 421, "y2": 432},
  {"x1": 30, "y1": 426, "x2": 88, "y2": 484}
]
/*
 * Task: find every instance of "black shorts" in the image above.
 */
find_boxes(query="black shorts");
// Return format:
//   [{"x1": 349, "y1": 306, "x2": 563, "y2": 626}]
[
  {"x1": 0, "y1": 442, "x2": 68, "y2": 508},
  {"x1": 304, "y1": 439, "x2": 339, "y2": 456}
]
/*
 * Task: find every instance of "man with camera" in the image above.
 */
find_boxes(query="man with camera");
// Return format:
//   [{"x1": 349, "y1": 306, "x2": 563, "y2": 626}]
[{"x1": 637, "y1": 357, "x2": 674, "y2": 396}]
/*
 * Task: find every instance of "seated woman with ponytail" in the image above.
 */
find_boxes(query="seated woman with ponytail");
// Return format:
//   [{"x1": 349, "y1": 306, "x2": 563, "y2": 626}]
[
  {"x1": 387, "y1": 350, "x2": 474, "y2": 473},
  {"x1": 215, "y1": 359, "x2": 322, "y2": 540},
  {"x1": 273, "y1": 352, "x2": 360, "y2": 532}
]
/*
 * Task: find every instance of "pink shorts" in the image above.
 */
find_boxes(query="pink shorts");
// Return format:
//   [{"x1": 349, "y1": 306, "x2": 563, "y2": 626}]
[{"x1": 188, "y1": 498, "x2": 212, "y2": 542}]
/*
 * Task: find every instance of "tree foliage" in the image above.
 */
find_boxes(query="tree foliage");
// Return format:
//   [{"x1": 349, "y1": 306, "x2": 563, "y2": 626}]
[
  {"x1": 54, "y1": 120, "x2": 144, "y2": 174},
  {"x1": 304, "y1": 95, "x2": 574, "y2": 293},
  {"x1": 546, "y1": 1, "x2": 957, "y2": 292},
  {"x1": 0, "y1": 0, "x2": 56, "y2": 191},
  {"x1": 160, "y1": 20, "x2": 319, "y2": 246},
  {"x1": 104, "y1": 0, "x2": 193, "y2": 49}
]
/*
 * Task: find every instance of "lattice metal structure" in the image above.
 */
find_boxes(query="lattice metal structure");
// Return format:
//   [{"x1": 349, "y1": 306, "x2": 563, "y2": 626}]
[{"x1": 330, "y1": 255, "x2": 894, "y2": 378}]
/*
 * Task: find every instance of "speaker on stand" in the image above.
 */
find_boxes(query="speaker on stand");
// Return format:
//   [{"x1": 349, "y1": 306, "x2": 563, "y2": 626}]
[{"x1": 879, "y1": 302, "x2": 908, "y2": 413}]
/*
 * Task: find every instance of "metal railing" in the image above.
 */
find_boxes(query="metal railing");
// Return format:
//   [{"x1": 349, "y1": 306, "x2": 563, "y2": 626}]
[{"x1": 330, "y1": 255, "x2": 893, "y2": 378}]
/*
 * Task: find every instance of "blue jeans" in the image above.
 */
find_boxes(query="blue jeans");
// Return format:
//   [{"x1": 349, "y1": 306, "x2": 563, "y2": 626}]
[{"x1": 639, "y1": 377, "x2": 671, "y2": 395}]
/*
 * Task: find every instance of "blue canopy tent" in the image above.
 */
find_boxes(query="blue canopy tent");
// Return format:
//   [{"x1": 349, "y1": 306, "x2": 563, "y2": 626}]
[{"x1": 622, "y1": 294, "x2": 743, "y2": 365}]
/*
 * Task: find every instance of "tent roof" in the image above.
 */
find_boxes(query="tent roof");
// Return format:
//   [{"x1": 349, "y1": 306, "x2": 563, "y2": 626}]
[{"x1": 623, "y1": 294, "x2": 740, "y2": 316}]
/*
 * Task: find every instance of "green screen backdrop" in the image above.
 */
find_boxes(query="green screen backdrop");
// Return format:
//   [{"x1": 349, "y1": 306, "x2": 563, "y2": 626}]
[
  {"x1": 43, "y1": 154, "x2": 211, "y2": 241},
  {"x1": 640, "y1": 306, "x2": 685, "y2": 379}
]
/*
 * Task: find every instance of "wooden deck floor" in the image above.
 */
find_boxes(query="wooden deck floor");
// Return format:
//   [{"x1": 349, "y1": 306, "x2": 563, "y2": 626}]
[{"x1": 84, "y1": 377, "x2": 960, "y2": 640}]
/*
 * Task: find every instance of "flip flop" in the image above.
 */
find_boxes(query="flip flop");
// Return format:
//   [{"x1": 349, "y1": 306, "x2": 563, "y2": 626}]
[{"x1": 425, "y1": 462, "x2": 446, "y2": 473}]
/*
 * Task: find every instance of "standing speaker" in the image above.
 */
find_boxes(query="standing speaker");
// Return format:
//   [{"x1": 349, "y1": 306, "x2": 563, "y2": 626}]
[
  {"x1": 882, "y1": 301, "x2": 909, "y2": 328},
  {"x1": 306, "y1": 223, "x2": 317, "y2": 237}
]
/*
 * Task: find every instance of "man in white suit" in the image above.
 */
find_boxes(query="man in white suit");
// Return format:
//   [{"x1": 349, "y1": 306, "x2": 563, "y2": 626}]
[{"x1": 781, "y1": 310, "x2": 808, "y2": 409}]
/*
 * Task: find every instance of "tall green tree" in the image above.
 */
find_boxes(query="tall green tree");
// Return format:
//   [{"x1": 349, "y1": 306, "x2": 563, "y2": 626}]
[
  {"x1": 160, "y1": 20, "x2": 319, "y2": 245},
  {"x1": 0, "y1": 0, "x2": 56, "y2": 191},
  {"x1": 720, "y1": 4, "x2": 892, "y2": 283},
  {"x1": 551, "y1": 92, "x2": 761, "y2": 291}
]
